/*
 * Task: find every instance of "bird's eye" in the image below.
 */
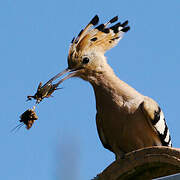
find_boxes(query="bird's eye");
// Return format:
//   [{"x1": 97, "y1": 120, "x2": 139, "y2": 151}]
[{"x1": 82, "y1": 57, "x2": 90, "y2": 64}]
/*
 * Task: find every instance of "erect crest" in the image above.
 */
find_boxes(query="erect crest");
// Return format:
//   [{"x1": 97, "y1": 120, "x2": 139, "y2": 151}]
[{"x1": 69, "y1": 15, "x2": 130, "y2": 55}]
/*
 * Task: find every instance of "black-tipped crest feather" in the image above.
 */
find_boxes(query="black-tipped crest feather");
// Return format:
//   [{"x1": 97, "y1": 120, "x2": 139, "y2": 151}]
[
  {"x1": 121, "y1": 20, "x2": 129, "y2": 27},
  {"x1": 90, "y1": 15, "x2": 99, "y2": 26},
  {"x1": 102, "y1": 28, "x2": 110, "y2": 33},
  {"x1": 71, "y1": 37, "x2": 75, "y2": 43},
  {"x1": 109, "y1": 16, "x2": 118, "y2": 24},
  {"x1": 96, "y1": 24, "x2": 105, "y2": 31},
  {"x1": 77, "y1": 29, "x2": 83, "y2": 38},
  {"x1": 110, "y1": 23, "x2": 121, "y2": 33},
  {"x1": 121, "y1": 26, "x2": 130, "y2": 32}
]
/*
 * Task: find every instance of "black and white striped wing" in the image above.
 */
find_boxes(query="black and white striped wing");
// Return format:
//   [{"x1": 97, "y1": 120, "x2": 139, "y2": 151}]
[
  {"x1": 141, "y1": 99, "x2": 172, "y2": 147},
  {"x1": 153, "y1": 106, "x2": 172, "y2": 146}
]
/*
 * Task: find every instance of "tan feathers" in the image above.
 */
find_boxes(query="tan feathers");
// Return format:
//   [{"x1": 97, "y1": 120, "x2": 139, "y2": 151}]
[{"x1": 69, "y1": 15, "x2": 130, "y2": 55}]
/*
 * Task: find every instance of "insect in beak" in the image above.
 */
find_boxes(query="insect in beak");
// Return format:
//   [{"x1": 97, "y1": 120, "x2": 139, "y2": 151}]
[
  {"x1": 27, "y1": 66, "x2": 82, "y2": 104},
  {"x1": 27, "y1": 68, "x2": 70, "y2": 104},
  {"x1": 11, "y1": 106, "x2": 38, "y2": 132}
]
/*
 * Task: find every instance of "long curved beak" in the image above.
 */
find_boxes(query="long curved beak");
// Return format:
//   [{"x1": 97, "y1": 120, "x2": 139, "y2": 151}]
[
  {"x1": 43, "y1": 68, "x2": 70, "y2": 86},
  {"x1": 47, "y1": 67, "x2": 82, "y2": 86}
]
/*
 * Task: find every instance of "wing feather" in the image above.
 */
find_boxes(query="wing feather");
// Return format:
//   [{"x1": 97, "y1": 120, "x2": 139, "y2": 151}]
[{"x1": 140, "y1": 97, "x2": 172, "y2": 147}]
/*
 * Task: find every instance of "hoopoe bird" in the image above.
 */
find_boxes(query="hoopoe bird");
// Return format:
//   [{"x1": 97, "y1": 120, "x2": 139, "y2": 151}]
[{"x1": 53, "y1": 15, "x2": 172, "y2": 159}]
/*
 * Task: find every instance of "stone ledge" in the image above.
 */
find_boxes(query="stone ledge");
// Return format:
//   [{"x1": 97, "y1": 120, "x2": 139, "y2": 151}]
[{"x1": 96, "y1": 147, "x2": 180, "y2": 180}]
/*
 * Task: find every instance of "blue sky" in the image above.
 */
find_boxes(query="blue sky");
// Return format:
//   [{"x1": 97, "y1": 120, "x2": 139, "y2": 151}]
[{"x1": 1, "y1": 1, "x2": 180, "y2": 179}]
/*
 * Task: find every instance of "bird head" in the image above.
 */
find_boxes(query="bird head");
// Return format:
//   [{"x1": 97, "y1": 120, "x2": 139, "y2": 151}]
[{"x1": 53, "y1": 15, "x2": 130, "y2": 83}]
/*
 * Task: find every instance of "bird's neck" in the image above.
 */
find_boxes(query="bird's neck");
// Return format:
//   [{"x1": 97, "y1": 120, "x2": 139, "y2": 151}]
[{"x1": 88, "y1": 63, "x2": 141, "y2": 110}]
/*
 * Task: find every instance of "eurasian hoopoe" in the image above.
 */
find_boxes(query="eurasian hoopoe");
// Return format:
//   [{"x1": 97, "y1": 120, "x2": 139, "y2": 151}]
[{"x1": 51, "y1": 15, "x2": 172, "y2": 159}]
